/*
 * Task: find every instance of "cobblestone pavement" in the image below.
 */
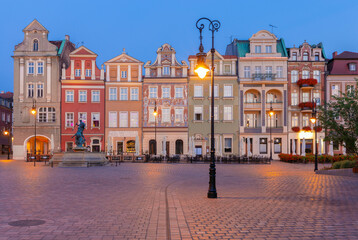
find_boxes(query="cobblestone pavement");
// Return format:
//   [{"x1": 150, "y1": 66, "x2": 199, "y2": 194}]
[{"x1": 0, "y1": 160, "x2": 357, "y2": 240}]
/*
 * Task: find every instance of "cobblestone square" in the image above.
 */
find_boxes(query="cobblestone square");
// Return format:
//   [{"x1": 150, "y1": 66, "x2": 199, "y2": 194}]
[{"x1": 0, "y1": 160, "x2": 357, "y2": 239}]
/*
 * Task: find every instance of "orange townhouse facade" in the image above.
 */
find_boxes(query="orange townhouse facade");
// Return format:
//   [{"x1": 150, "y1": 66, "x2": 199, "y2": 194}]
[
  {"x1": 104, "y1": 49, "x2": 143, "y2": 155},
  {"x1": 61, "y1": 46, "x2": 105, "y2": 152}
]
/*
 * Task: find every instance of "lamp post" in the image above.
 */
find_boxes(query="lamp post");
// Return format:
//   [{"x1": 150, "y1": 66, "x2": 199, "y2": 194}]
[
  {"x1": 269, "y1": 102, "x2": 274, "y2": 161},
  {"x1": 194, "y1": 17, "x2": 220, "y2": 199},
  {"x1": 310, "y1": 99, "x2": 318, "y2": 171},
  {"x1": 31, "y1": 100, "x2": 37, "y2": 166},
  {"x1": 153, "y1": 100, "x2": 158, "y2": 155},
  {"x1": 3, "y1": 130, "x2": 10, "y2": 159}
]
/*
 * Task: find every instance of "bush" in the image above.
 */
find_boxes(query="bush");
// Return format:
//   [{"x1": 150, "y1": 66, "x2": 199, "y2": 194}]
[
  {"x1": 340, "y1": 160, "x2": 356, "y2": 168},
  {"x1": 332, "y1": 161, "x2": 342, "y2": 169},
  {"x1": 278, "y1": 153, "x2": 358, "y2": 165}
]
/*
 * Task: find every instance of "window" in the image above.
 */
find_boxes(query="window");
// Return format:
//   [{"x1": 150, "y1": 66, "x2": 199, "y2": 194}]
[
  {"x1": 244, "y1": 66, "x2": 251, "y2": 78},
  {"x1": 254, "y1": 66, "x2": 261, "y2": 80},
  {"x1": 302, "y1": 70, "x2": 309, "y2": 79},
  {"x1": 313, "y1": 92, "x2": 320, "y2": 105},
  {"x1": 302, "y1": 92, "x2": 310, "y2": 102},
  {"x1": 313, "y1": 70, "x2": 320, "y2": 82},
  {"x1": 163, "y1": 66, "x2": 170, "y2": 75},
  {"x1": 119, "y1": 112, "x2": 128, "y2": 127},
  {"x1": 149, "y1": 87, "x2": 157, "y2": 99},
  {"x1": 109, "y1": 88, "x2": 117, "y2": 101},
  {"x1": 315, "y1": 53, "x2": 319, "y2": 61},
  {"x1": 349, "y1": 63, "x2": 356, "y2": 71},
  {"x1": 130, "y1": 112, "x2": 139, "y2": 127},
  {"x1": 210, "y1": 106, "x2": 219, "y2": 120},
  {"x1": 292, "y1": 52, "x2": 297, "y2": 61},
  {"x1": 79, "y1": 90, "x2": 87, "y2": 102},
  {"x1": 224, "y1": 138, "x2": 232, "y2": 153},
  {"x1": 28, "y1": 84, "x2": 34, "y2": 98},
  {"x1": 274, "y1": 138, "x2": 282, "y2": 153},
  {"x1": 246, "y1": 93, "x2": 259, "y2": 103},
  {"x1": 267, "y1": 93, "x2": 278, "y2": 103},
  {"x1": 75, "y1": 69, "x2": 81, "y2": 77},
  {"x1": 64, "y1": 90, "x2": 73, "y2": 103},
  {"x1": 303, "y1": 52, "x2": 309, "y2": 61},
  {"x1": 175, "y1": 140, "x2": 184, "y2": 154},
  {"x1": 223, "y1": 85, "x2": 233, "y2": 97},
  {"x1": 86, "y1": 69, "x2": 91, "y2": 77},
  {"x1": 347, "y1": 85, "x2": 354, "y2": 94},
  {"x1": 92, "y1": 90, "x2": 100, "y2": 102},
  {"x1": 148, "y1": 107, "x2": 155, "y2": 122},
  {"x1": 255, "y1": 45, "x2": 261, "y2": 53},
  {"x1": 223, "y1": 106, "x2": 233, "y2": 121},
  {"x1": 162, "y1": 87, "x2": 170, "y2": 98},
  {"x1": 332, "y1": 85, "x2": 339, "y2": 96},
  {"x1": 259, "y1": 138, "x2": 267, "y2": 154},
  {"x1": 194, "y1": 106, "x2": 203, "y2": 121},
  {"x1": 65, "y1": 113, "x2": 74, "y2": 127},
  {"x1": 35, "y1": 83, "x2": 43, "y2": 98},
  {"x1": 28, "y1": 62, "x2": 34, "y2": 74},
  {"x1": 92, "y1": 113, "x2": 100, "y2": 127},
  {"x1": 267, "y1": 113, "x2": 278, "y2": 127},
  {"x1": 266, "y1": 45, "x2": 272, "y2": 53},
  {"x1": 78, "y1": 112, "x2": 87, "y2": 124},
  {"x1": 175, "y1": 108, "x2": 183, "y2": 122},
  {"x1": 120, "y1": 88, "x2": 128, "y2": 100},
  {"x1": 33, "y1": 39, "x2": 38, "y2": 51},
  {"x1": 276, "y1": 66, "x2": 283, "y2": 78},
  {"x1": 38, "y1": 107, "x2": 56, "y2": 123},
  {"x1": 6, "y1": 114, "x2": 10, "y2": 123},
  {"x1": 303, "y1": 115, "x2": 309, "y2": 126},
  {"x1": 1, "y1": 113, "x2": 5, "y2": 122},
  {"x1": 245, "y1": 113, "x2": 258, "y2": 127},
  {"x1": 291, "y1": 70, "x2": 298, "y2": 83},
  {"x1": 266, "y1": 66, "x2": 273, "y2": 80},
  {"x1": 194, "y1": 85, "x2": 203, "y2": 97},
  {"x1": 224, "y1": 65, "x2": 231, "y2": 73},
  {"x1": 175, "y1": 87, "x2": 183, "y2": 98},
  {"x1": 209, "y1": 84, "x2": 219, "y2": 97},
  {"x1": 37, "y1": 62, "x2": 43, "y2": 74},
  {"x1": 291, "y1": 93, "x2": 298, "y2": 105},
  {"x1": 131, "y1": 88, "x2": 139, "y2": 100},
  {"x1": 121, "y1": 71, "x2": 127, "y2": 78},
  {"x1": 108, "y1": 112, "x2": 117, "y2": 128},
  {"x1": 162, "y1": 108, "x2": 170, "y2": 122},
  {"x1": 292, "y1": 115, "x2": 298, "y2": 127}
]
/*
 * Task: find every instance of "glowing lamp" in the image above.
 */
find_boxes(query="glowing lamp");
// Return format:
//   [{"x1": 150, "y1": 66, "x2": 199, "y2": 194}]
[
  {"x1": 310, "y1": 117, "x2": 316, "y2": 124},
  {"x1": 31, "y1": 107, "x2": 36, "y2": 115},
  {"x1": 195, "y1": 66, "x2": 210, "y2": 79},
  {"x1": 3, "y1": 130, "x2": 9, "y2": 136}
]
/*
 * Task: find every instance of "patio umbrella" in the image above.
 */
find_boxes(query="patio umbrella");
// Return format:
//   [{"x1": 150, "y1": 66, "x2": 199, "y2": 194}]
[
  {"x1": 107, "y1": 136, "x2": 111, "y2": 155},
  {"x1": 318, "y1": 138, "x2": 321, "y2": 155},
  {"x1": 342, "y1": 145, "x2": 346, "y2": 155},
  {"x1": 240, "y1": 137, "x2": 244, "y2": 156},
  {"x1": 219, "y1": 135, "x2": 222, "y2": 157},
  {"x1": 292, "y1": 139, "x2": 296, "y2": 155},
  {"x1": 192, "y1": 136, "x2": 196, "y2": 156},
  {"x1": 301, "y1": 138, "x2": 306, "y2": 157},
  {"x1": 329, "y1": 141, "x2": 334, "y2": 156},
  {"x1": 247, "y1": 138, "x2": 251, "y2": 156},
  {"x1": 135, "y1": 135, "x2": 139, "y2": 156},
  {"x1": 188, "y1": 136, "x2": 192, "y2": 156},
  {"x1": 162, "y1": 136, "x2": 167, "y2": 156},
  {"x1": 50, "y1": 134, "x2": 54, "y2": 155}
]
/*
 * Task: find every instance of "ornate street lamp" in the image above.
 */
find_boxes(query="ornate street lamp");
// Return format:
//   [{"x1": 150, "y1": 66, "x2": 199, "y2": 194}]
[
  {"x1": 269, "y1": 102, "x2": 274, "y2": 161},
  {"x1": 31, "y1": 100, "x2": 37, "y2": 166},
  {"x1": 153, "y1": 100, "x2": 158, "y2": 155},
  {"x1": 3, "y1": 130, "x2": 10, "y2": 159},
  {"x1": 194, "y1": 17, "x2": 221, "y2": 199},
  {"x1": 310, "y1": 99, "x2": 318, "y2": 171}
]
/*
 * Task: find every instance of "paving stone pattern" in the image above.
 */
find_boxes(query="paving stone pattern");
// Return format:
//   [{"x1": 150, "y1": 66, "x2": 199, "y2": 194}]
[{"x1": 0, "y1": 161, "x2": 357, "y2": 239}]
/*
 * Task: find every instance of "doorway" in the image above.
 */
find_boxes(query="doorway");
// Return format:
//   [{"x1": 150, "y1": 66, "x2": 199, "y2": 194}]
[{"x1": 117, "y1": 142, "x2": 123, "y2": 154}]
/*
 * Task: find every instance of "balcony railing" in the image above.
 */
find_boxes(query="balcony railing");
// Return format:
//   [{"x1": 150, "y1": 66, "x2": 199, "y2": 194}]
[{"x1": 252, "y1": 73, "x2": 276, "y2": 81}]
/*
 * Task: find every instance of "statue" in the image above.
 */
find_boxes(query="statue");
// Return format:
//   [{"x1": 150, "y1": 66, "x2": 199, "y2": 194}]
[{"x1": 72, "y1": 120, "x2": 86, "y2": 148}]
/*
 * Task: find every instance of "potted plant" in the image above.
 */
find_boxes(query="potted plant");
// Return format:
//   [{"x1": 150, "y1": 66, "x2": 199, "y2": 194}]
[
  {"x1": 298, "y1": 102, "x2": 316, "y2": 109},
  {"x1": 302, "y1": 126, "x2": 311, "y2": 131},
  {"x1": 292, "y1": 127, "x2": 300, "y2": 132},
  {"x1": 297, "y1": 78, "x2": 318, "y2": 87}
]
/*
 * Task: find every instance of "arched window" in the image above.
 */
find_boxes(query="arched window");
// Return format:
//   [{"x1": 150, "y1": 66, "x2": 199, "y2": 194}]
[
  {"x1": 175, "y1": 140, "x2": 183, "y2": 154},
  {"x1": 149, "y1": 140, "x2": 156, "y2": 155},
  {"x1": 303, "y1": 52, "x2": 308, "y2": 61},
  {"x1": 33, "y1": 39, "x2": 38, "y2": 51}
]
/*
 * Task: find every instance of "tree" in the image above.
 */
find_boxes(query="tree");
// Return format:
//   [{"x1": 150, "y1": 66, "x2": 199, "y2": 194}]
[{"x1": 319, "y1": 80, "x2": 358, "y2": 154}]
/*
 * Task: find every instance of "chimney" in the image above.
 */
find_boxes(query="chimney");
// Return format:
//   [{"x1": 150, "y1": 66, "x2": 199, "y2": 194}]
[
  {"x1": 65, "y1": 35, "x2": 70, "y2": 41},
  {"x1": 333, "y1": 51, "x2": 337, "y2": 58}
]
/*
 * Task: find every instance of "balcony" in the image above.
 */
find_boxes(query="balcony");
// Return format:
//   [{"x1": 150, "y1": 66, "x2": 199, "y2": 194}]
[
  {"x1": 244, "y1": 127, "x2": 262, "y2": 133},
  {"x1": 266, "y1": 101, "x2": 283, "y2": 109},
  {"x1": 244, "y1": 101, "x2": 261, "y2": 109},
  {"x1": 266, "y1": 127, "x2": 283, "y2": 133},
  {"x1": 298, "y1": 102, "x2": 316, "y2": 112},
  {"x1": 297, "y1": 79, "x2": 317, "y2": 89},
  {"x1": 252, "y1": 73, "x2": 276, "y2": 81}
]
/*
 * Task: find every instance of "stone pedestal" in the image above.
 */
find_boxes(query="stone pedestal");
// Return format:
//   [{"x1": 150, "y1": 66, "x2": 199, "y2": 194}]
[{"x1": 52, "y1": 151, "x2": 107, "y2": 167}]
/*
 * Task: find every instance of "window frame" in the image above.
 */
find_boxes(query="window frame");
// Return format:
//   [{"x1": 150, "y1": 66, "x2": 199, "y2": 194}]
[
  {"x1": 91, "y1": 90, "x2": 100, "y2": 103},
  {"x1": 109, "y1": 87, "x2": 117, "y2": 101},
  {"x1": 65, "y1": 112, "x2": 74, "y2": 128},
  {"x1": 91, "y1": 112, "x2": 100, "y2": 128},
  {"x1": 130, "y1": 87, "x2": 139, "y2": 101},
  {"x1": 78, "y1": 90, "x2": 87, "y2": 102},
  {"x1": 120, "y1": 88, "x2": 128, "y2": 101}
]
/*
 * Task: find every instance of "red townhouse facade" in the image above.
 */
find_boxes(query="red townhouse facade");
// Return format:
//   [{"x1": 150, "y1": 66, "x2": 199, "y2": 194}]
[{"x1": 60, "y1": 46, "x2": 105, "y2": 152}]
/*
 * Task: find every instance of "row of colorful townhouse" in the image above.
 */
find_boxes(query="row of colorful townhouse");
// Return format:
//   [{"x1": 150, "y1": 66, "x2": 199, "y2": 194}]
[{"x1": 12, "y1": 20, "x2": 357, "y2": 160}]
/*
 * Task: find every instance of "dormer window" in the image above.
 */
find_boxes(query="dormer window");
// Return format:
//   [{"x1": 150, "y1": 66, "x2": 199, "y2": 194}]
[
  {"x1": 315, "y1": 53, "x2": 319, "y2": 61},
  {"x1": 349, "y1": 63, "x2": 356, "y2": 71},
  {"x1": 265, "y1": 45, "x2": 272, "y2": 53},
  {"x1": 303, "y1": 52, "x2": 309, "y2": 61},
  {"x1": 163, "y1": 66, "x2": 170, "y2": 75},
  {"x1": 255, "y1": 46, "x2": 261, "y2": 53},
  {"x1": 33, "y1": 39, "x2": 38, "y2": 51},
  {"x1": 292, "y1": 52, "x2": 297, "y2": 61}
]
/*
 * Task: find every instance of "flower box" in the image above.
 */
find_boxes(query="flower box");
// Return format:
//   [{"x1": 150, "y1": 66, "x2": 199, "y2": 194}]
[
  {"x1": 314, "y1": 126, "x2": 322, "y2": 132},
  {"x1": 298, "y1": 102, "x2": 316, "y2": 109},
  {"x1": 302, "y1": 126, "x2": 311, "y2": 131},
  {"x1": 297, "y1": 78, "x2": 318, "y2": 87},
  {"x1": 292, "y1": 127, "x2": 300, "y2": 132}
]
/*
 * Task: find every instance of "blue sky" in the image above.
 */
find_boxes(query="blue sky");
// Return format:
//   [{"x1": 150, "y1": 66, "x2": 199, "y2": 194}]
[{"x1": 1, "y1": 0, "x2": 358, "y2": 92}]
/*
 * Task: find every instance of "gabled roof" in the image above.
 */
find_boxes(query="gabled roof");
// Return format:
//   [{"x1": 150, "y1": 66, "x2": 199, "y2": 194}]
[
  {"x1": 105, "y1": 51, "x2": 143, "y2": 64},
  {"x1": 23, "y1": 19, "x2": 48, "y2": 33},
  {"x1": 70, "y1": 46, "x2": 97, "y2": 57},
  {"x1": 334, "y1": 51, "x2": 358, "y2": 59}
]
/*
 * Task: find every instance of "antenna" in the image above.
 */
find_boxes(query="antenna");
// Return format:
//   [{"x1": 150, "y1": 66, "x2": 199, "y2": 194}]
[{"x1": 269, "y1": 24, "x2": 278, "y2": 33}]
